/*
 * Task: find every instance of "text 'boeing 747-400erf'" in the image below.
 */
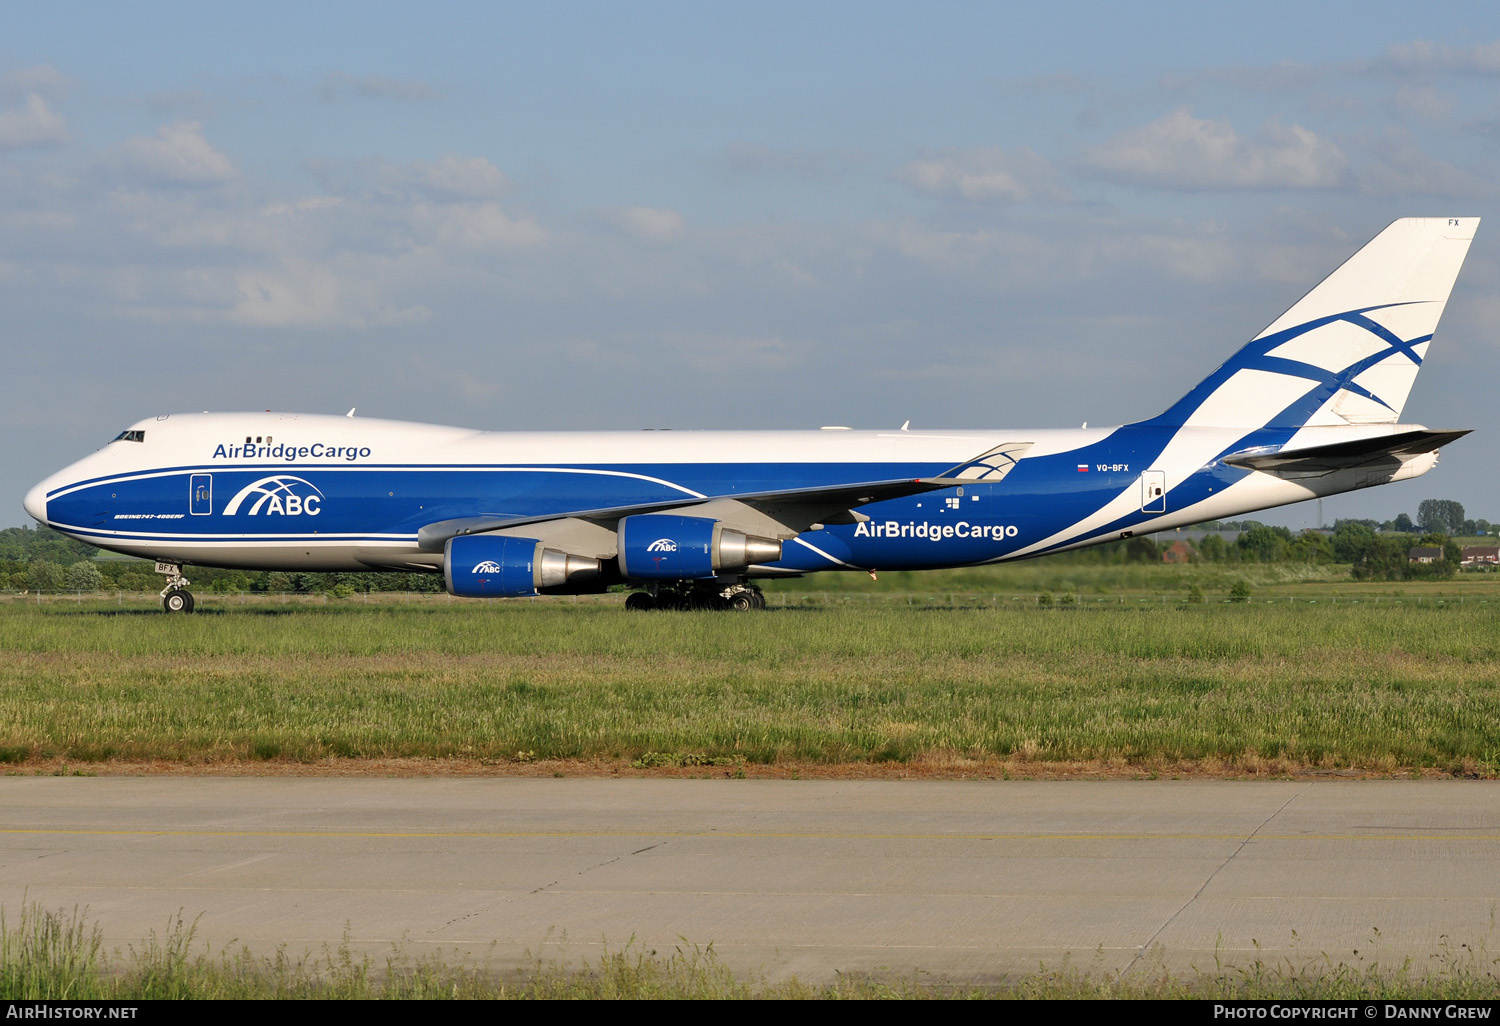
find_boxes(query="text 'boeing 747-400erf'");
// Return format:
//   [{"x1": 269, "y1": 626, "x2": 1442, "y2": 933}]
[{"x1": 23, "y1": 217, "x2": 1481, "y2": 612}]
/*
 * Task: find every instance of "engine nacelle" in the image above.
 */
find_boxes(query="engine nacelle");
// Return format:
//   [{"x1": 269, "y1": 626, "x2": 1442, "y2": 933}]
[
  {"x1": 444, "y1": 534, "x2": 600, "y2": 597},
  {"x1": 618, "y1": 514, "x2": 782, "y2": 580}
]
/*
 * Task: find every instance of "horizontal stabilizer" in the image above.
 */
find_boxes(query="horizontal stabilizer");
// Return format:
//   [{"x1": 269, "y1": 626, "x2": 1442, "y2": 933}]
[
  {"x1": 1223, "y1": 429, "x2": 1469, "y2": 472},
  {"x1": 416, "y1": 476, "x2": 957, "y2": 551}
]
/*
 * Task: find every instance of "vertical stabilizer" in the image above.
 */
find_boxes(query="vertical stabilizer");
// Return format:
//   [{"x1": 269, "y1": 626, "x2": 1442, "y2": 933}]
[{"x1": 1150, "y1": 217, "x2": 1478, "y2": 429}]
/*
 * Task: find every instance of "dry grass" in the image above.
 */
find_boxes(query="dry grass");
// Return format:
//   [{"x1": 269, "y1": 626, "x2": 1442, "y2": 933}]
[{"x1": 5, "y1": 902, "x2": 1500, "y2": 999}]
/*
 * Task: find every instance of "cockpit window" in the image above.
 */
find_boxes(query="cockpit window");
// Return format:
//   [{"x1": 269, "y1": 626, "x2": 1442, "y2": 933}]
[{"x1": 112, "y1": 430, "x2": 146, "y2": 443}]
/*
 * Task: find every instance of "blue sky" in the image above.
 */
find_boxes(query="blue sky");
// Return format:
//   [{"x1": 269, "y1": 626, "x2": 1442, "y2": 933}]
[{"x1": 7, "y1": 2, "x2": 1500, "y2": 528}]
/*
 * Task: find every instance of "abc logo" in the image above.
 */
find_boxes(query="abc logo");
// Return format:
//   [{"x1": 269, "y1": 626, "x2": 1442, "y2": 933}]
[{"x1": 222, "y1": 476, "x2": 324, "y2": 516}]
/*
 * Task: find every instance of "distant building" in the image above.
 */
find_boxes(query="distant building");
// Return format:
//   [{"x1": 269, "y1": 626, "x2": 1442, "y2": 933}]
[
  {"x1": 1162, "y1": 540, "x2": 1195, "y2": 564},
  {"x1": 1461, "y1": 546, "x2": 1500, "y2": 568},
  {"x1": 1409, "y1": 546, "x2": 1443, "y2": 564},
  {"x1": 1178, "y1": 529, "x2": 1241, "y2": 544}
]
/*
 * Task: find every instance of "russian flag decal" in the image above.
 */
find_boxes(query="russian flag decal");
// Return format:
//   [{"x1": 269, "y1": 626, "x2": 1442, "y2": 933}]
[{"x1": 1076, "y1": 464, "x2": 1089, "y2": 472}]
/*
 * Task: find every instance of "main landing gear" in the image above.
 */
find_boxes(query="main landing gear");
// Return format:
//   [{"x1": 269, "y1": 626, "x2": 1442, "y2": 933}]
[
  {"x1": 156, "y1": 562, "x2": 195, "y2": 614},
  {"x1": 625, "y1": 582, "x2": 766, "y2": 612}
]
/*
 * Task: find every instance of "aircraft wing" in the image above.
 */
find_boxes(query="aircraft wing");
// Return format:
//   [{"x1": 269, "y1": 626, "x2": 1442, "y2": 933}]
[
  {"x1": 415, "y1": 476, "x2": 962, "y2": 552},
  {"x1": 1222, "y1": 429, "x2": 1470, "y2": 473}
]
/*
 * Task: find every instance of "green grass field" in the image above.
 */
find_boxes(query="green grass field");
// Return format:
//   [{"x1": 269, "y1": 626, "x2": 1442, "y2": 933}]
[{"x1": 4, "y1": 563, "x2": 1500, "y2": 775}]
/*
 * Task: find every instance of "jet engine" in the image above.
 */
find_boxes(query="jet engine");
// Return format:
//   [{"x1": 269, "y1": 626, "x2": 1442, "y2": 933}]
[
  {"x1": 617, "y1": 514, "x2": 782, "y2": 580},
  {"x1": 444, "y1": 534, "x2": 601, "y2": 597}
]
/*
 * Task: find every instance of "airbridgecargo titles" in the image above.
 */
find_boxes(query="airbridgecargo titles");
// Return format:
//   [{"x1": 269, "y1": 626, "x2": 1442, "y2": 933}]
[
  {"x1": 23, "y1": 217, "x2": 1481, "y2": 613},
  {"x1": 211, "y1": 442, "x2": 372, "y2": 462},
  {"x1": 854, "y1": 520, "x2": 1018, "y2": 541}
]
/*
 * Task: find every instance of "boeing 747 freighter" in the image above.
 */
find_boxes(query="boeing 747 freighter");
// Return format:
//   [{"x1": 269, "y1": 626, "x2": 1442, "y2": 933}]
[{"x1": 24, "y1": 217, "x2": 1479, "y2": 611}]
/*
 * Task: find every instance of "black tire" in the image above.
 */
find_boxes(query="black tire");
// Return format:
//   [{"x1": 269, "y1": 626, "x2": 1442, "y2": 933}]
[
  {"x1": 624, "y1": 592, "x2": 655, "y2": 611},
  {"x1": 729, "y1": 592, "x2": 754, "y2": 612},
  {"x1": 163, "y1": 590, "x2": 194, "y2": 614}
]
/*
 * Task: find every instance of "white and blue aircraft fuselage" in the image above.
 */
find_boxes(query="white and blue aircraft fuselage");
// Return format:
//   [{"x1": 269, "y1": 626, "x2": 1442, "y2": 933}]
[{"x1": 23, "y1": 218, "x2": 1480, "y2": 611}]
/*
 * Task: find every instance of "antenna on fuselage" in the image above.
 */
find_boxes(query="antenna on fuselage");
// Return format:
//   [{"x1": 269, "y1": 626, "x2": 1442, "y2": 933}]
[{"x1": 346, "y1": 407, "x2": 356, "y2": 418}]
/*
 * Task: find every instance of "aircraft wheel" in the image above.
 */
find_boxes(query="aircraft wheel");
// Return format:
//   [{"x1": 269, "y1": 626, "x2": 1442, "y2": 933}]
[
  {"x1": 625, "y1": 592, "x2": 655, "y2": 611},
  {"x1": 655, "y1": 589, "x2": 685, "y2": 611},
  {"x1": 163, "y1": 590, "x2": 195, "y2": 614},
  {"x1": 749, "y1": 589, "x2": 766, "y2": 610},
  {"x1": 728, "y1": 592, "x2": 755, "y2": 612}
]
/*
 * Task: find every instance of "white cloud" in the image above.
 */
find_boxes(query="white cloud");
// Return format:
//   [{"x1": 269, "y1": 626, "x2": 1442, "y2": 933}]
[
  {"x1": 100, "y1": 188, "x2": 305, "y2": 253},
  {"x1": 261, "y1": 196, "x2": 344, "y2": 218},
  {"x1": 771, "y1": 259, "x2": 819, "y2": 287},
  {"x1": 602, "y1": 205, "x2": 685, "y2": 243},
  {"x1": 890, "y1": 224, "x2": 1008, "y2": 271},
  {"x1": 309, "y1": 154, "x2": 511, "y2": 202},
  {"x1": 881, "y1": 219, "x2": 1250, "y2": 291},
  {"x1": 104, "y1": 121, "x2": 237, "y2": 186},
  {"x1": 1173, "y1": 38, "x2": 1500, "y2": 91},
  {"x1": 898, "y1": 146, "x2": 1070, "y2": 203},
  {"x1": 37, "y1": 162, "x2": 547, "y2": 331},
  {"x1": 1372, "y1": 39, "x2": 1500, "y2": 76},
  {"x1": 1081, "y1": 107, "x2": 1350, "y2": 191},
  {"x1": 0, "y1": 94, "x2": 68, "y2": 150},
  {"x1": 1388, "y1": 84, "x2": 1455, "y2": 120},
  {"x1": 883, "y1": 223, "x2": 1094, "y2": 290},
  {"x1": 231, "y1": 260, "x2": 430, "y2": 329},
  {"x1": 0, "y1": 65, "x2": 73, "y2": 100},
  {"x1": 406, "y1": 155, "x2": 508, "y2": 200},
  {"x1": 411, "y1": 201, "x2": 547, "y2": 249}
]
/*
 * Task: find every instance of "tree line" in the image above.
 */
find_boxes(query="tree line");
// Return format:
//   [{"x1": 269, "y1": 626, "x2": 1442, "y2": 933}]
[
  {"x1": 1195, "y1": 498, "x2": 1484, "y2": 537},
  {"x1": 0, "y1": 526, "x2": 443, "y2": 596}
]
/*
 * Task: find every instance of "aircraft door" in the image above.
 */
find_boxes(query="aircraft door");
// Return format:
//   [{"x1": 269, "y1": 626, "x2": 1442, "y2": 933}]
[
  {"x1": 190, "y1": 474, "x2": 212, "y2": 516},
  {"x1": 1140, "y1": 470, "x2": 1166, "y2": 513}
]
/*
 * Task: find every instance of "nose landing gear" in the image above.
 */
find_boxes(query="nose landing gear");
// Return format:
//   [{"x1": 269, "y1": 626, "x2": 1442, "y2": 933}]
[
  {"x1": 155, "y1": 562, "x2": 196, "y2": 614},
  {"x1": 162, "y1": 590, "x2": 195, "y2": 614}
]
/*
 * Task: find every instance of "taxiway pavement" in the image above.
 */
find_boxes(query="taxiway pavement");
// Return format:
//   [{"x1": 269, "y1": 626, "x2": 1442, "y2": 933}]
[{"x1": 2, "y1": 778, "x2": 1495, "y2": 983}]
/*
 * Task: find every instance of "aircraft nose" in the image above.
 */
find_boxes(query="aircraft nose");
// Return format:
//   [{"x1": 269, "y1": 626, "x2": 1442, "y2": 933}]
[{"x1": 23, "y1": 479, "x2": 47, "y2": 524}]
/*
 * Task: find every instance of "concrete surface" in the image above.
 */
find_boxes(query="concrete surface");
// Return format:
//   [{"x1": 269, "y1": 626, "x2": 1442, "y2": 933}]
[{"x1": 2, "y1": 778, "x2": 1496, "y2": 983}]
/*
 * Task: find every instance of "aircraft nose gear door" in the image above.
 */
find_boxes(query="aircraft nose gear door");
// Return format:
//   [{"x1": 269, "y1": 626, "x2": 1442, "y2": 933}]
[{"x1": 1140, "y1": 470, "x2": 1166, "y2": 513}]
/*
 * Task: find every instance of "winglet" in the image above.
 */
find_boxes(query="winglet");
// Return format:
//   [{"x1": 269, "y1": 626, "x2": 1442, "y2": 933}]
[{"x1": 944, "y1": 442, "x2": 1033, "y2": 481}]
